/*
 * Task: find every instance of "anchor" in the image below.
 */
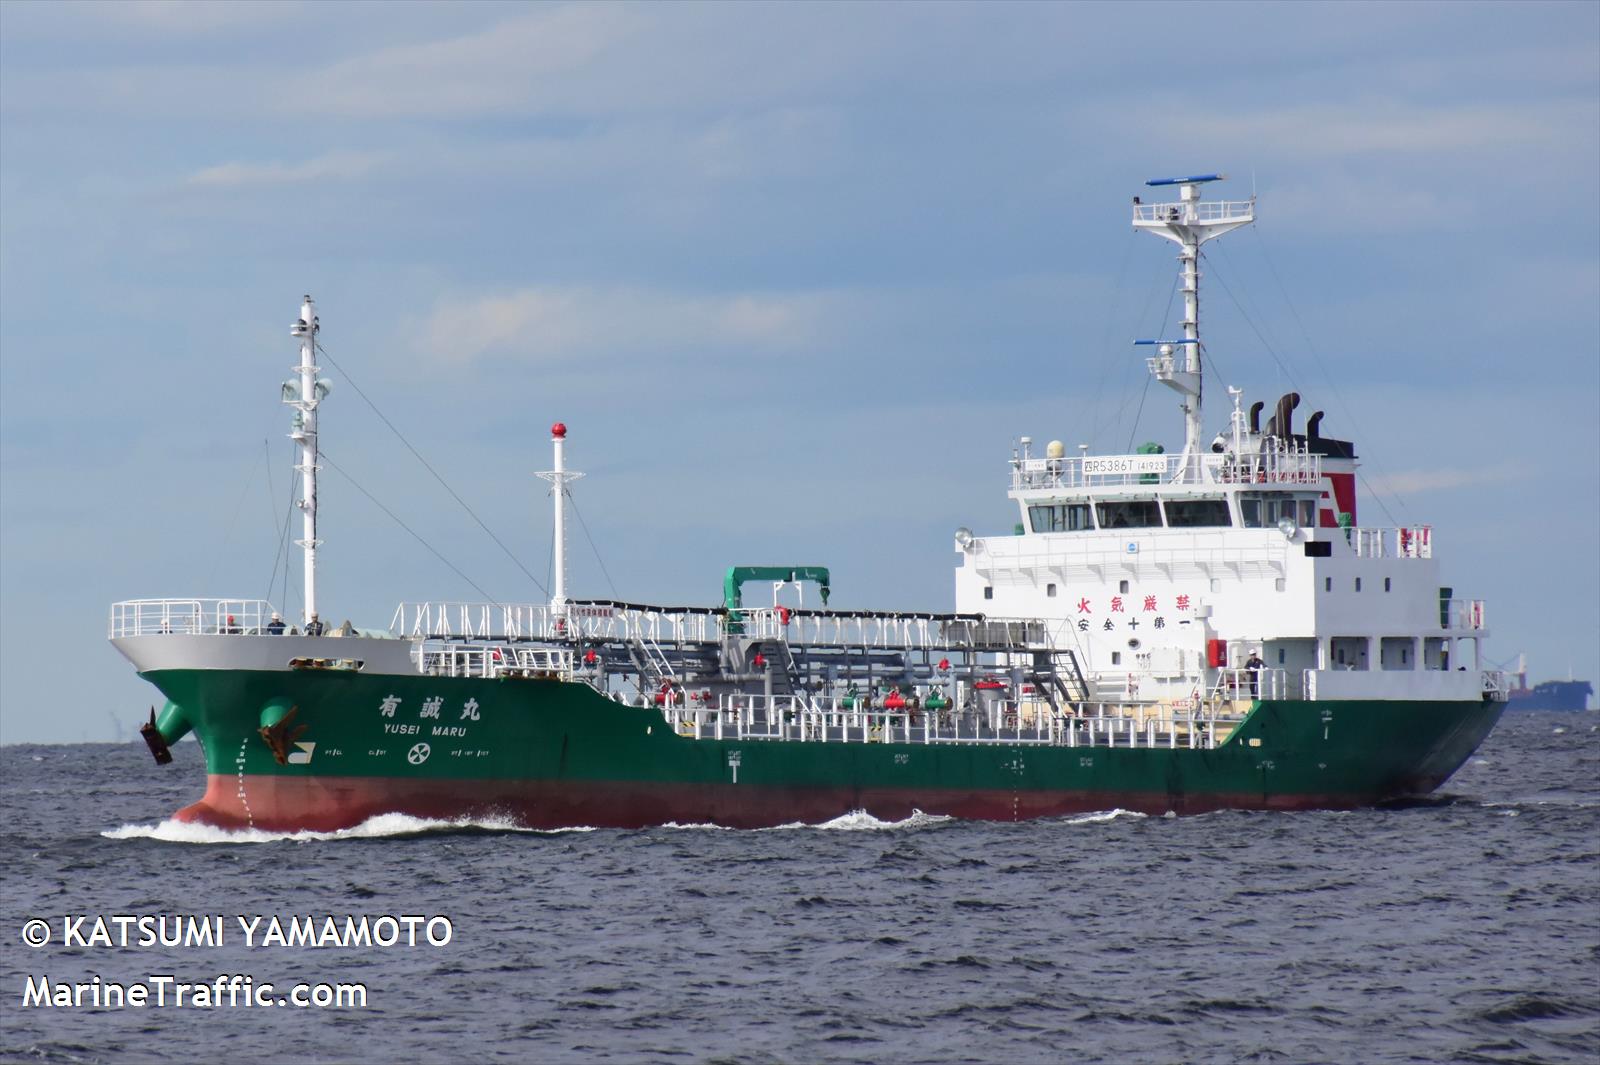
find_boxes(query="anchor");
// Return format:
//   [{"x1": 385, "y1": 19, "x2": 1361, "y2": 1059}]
[
  {"x1": 139, "y1": 707, "x2": 173, "y2": 765},
  {"x1": 258, "y1": 705, "x2": 307, "y2": 766}
]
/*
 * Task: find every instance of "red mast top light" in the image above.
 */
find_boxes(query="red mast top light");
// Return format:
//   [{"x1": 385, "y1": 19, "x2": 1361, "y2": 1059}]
[{"x1": 551, "y1": 422, "x2": 567, "y2": 438}]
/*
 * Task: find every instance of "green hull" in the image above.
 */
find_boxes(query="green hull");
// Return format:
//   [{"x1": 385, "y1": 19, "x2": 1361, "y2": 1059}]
[{"x1": 140, "y1": 667, "x2": 1505, "y2": 831}]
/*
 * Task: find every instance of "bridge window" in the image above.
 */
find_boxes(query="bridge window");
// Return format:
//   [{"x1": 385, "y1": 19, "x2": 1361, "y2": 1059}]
[
  {"x1": 1165, "y1": 498, "x2": 1232, "y2": 527},
  {"x1": 1240, "y1": 495, "x2": 1263, "y2": 527},
  {"x1": 1027, "y1": 502, "x2": 1093, "y2": 533},
  {"x1": 1095, "y1": 500, "x2": 1162, "y2": 529},
  {"x1": 1239, "y1": 493, "x2": 1314, "y2": 529}
]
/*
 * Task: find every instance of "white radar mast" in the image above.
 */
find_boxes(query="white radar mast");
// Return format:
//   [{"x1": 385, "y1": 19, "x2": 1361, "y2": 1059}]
[
  {"x1": 284, "y1": 295, "x2": 331, "y2": 628},
  {"x1": 1131, "y1": 174, "x2": 1254, "y2": 470}
]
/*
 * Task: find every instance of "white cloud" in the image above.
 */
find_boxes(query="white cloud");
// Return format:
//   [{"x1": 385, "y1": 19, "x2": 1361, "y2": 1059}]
[
  {"x1": 186, "y1": 150, "x2": 387, "y2": 188},
  {"x1": 291, "y1": 6, "x2": 642, "y2": 120},
  {"x1": 1362, "y1": 464, "x2": 1518, "y2": 498},
  {"x1": 101, "y1": 0, "x2": 310, "y2": 33},
  {"x1": 1192, "y1": 102, "x2": 1574, "y2": 157},
  {"x1": 418, "y1": 285, "x2": 826, "y2": 363},
  {"x1": 1101, "y1": 97, "x2": 1595, "y2": 165}
]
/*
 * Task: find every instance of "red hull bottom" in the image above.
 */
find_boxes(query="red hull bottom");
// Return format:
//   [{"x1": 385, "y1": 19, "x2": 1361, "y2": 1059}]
[{"x1": 175, "y1": 773, "x2": 1368, "y2": 833}]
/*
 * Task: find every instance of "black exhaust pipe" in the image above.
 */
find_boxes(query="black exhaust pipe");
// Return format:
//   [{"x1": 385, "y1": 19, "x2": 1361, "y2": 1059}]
[{"x1": 1272, "y1": 392, "x2": 1301, "y2": 438}]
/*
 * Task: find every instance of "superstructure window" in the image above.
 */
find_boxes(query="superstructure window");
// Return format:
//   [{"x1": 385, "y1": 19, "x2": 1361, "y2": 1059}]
[
  {"x1": 1239, "y1": 493, "x2": 1313, "y2": 529},
  {"x1": 1165, "y1": 499, "x2": 1232, "y2": 527},
  {"x1": 1095, "y1": 500, "x2": 1162, "y2": 529},
  {"x1": 1027, "y1": 502, "x2": 1093, "y2": 533}
]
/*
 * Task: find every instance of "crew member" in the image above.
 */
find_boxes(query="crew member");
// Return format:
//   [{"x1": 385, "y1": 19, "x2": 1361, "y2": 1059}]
[{"x1": 1244, "y1": 651, "x2": 1265, "y2": 697}]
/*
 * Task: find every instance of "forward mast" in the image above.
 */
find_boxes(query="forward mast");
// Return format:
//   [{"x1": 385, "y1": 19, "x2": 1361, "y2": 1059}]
[{"x1": 284, "y1": 296, "x2": 330, "y2": 629}]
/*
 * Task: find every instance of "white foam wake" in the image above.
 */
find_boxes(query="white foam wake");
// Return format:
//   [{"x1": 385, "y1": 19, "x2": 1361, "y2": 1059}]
[
  {"x1": 769, "y1": 809, "x2": 956, "y2": 831},
  {"x1": 1059, "y1": 808, "x2": 1149, "y2": 825},
  {"x1": 101, "y1": 812, "x2": 590, "y2": 844},
  {"x1": 657, "y1": 809, "x2": 954, "y2": 832}
]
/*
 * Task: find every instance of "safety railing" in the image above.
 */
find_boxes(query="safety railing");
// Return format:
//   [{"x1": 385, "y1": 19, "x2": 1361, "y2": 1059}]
[
  {"x1": 1011, "y1": 443, "x2": 1320, "y2": 491},
  {"x1": 413, "y1": 640, "x2": 574, "y2": 679},
  {"x1": 1208, "y1": 666, "x2": 1293, "y2": 701},
  {"x1": 1352, "y1": 526, "x2": 1433, "y2": 559},
  {"x1": 1133, "y1": 199, "x2": 1254, "y2": 225},
  {"x1": 391, "y1": 602, "x2": 551, "y2": 640},
  {"x1": 736, "y1": 609, "x2": 1045, "y2": 651},
  {"x1": 656, "y1": 693, "x2": 1247, "y2": 751},
  {"x1": 393, "y1": 600, "x2": 1056, "y2": 655},
  {"x1": 1441, "y1": 598, "x2": 1486, "y2": 631},
  {"x1": 109, "y1": 599, "x2": 279, "y2": 638},
  {"x1": 391, "y1": 601, "x2": 721, "y2": 645}
]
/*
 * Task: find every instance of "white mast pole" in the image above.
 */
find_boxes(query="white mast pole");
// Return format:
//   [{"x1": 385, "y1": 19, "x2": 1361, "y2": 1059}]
[
  {"x1": 536, "y1": 422, "x2": 584, "y2": 622},
  {"x1": 552, "y1": 424, "x2": 568, "y2": 612},
  {"x1": 1179, "y1": 201, "x2": 1203, "y2": 455},
  {"x1": 1132, "y1": 175, "x2": 1254, "y2": 474},
  {"x1": 288, "y1": 295, "x2": 323, "y2": 627}
]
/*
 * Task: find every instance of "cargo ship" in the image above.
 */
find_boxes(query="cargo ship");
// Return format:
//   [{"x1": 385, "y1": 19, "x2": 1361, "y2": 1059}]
[
  {"x1": 1505, "y1": 656, "x2": 1594, "y2": 712},
  {"x1": 111, "y1": 175, "x2": 1509, "y2": 832}
]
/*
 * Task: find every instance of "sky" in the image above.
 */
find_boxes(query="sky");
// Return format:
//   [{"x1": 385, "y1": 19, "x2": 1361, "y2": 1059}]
[{"x1": 1, "y1": 0, "x2": 1596, "y2": 742}]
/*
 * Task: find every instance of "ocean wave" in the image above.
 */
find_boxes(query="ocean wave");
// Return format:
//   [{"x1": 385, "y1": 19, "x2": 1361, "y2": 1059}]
[
  {"x1": 1478, "y1": 794, "x2": 1600, "y2": 810},
  {"x1": 100, "y1": 812, "x2": 591, "y2": 844}
]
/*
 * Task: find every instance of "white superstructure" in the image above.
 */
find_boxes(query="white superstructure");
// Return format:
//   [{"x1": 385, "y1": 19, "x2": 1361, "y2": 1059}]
[{"x1": 954, "y1": 177, "x2": 1500, "y2": 709}]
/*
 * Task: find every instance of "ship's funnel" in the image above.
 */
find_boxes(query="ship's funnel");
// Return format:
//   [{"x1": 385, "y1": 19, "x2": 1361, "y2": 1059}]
[{"x1": 1270, "y1": 392, "x2": 1301, "y2": 438}]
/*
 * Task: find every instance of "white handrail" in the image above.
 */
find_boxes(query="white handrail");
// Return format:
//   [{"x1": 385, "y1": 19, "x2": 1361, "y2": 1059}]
[{"x1": 109, "y1": 599, "x2": 278, "y2": 638}]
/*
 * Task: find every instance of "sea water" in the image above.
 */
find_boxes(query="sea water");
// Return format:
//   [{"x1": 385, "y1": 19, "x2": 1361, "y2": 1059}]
[{"x1": 2, "y1": 712, "x2": 1595, "y2": 1064}]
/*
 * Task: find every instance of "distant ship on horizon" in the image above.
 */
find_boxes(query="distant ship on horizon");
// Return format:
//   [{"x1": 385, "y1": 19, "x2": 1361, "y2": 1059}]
[{"x1": 1504, "y1": 656, "x2": 1594, "y2": 712}]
